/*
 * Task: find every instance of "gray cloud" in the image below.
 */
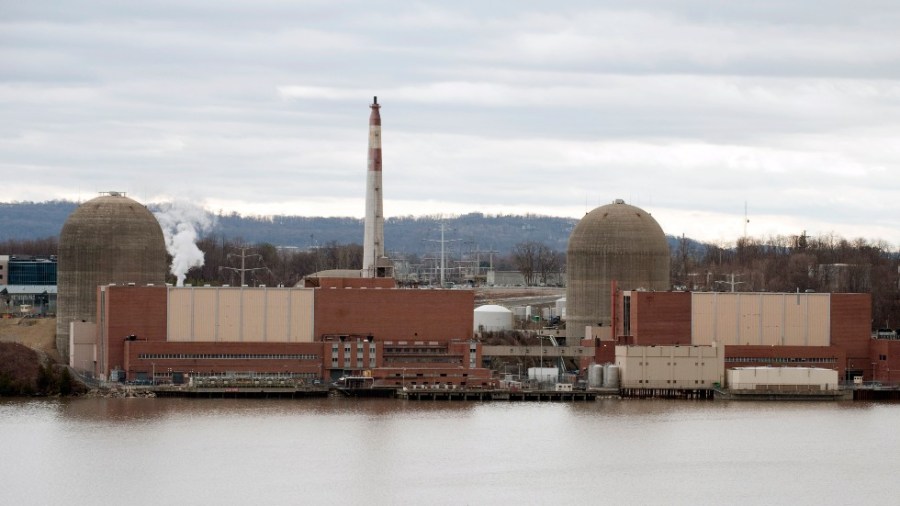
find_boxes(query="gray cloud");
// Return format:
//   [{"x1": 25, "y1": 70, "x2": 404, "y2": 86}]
[{"x1": 1, "y1": 1, "x2": 899, "y2": 246}]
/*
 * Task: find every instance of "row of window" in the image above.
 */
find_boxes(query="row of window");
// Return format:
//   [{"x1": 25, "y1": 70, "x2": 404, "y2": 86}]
[
  {"x1": 634, "y1": 380, "x2": 707, "y2": 385},
  {"x1": 383, "y1": 347, "x2": 448, "y2": 354},
  {"x1": 726, "y1": 357, "x2": 836, "y2": 363},
  {"x1": 138, "y1": 353, "x2": 318, "y2": 360}
]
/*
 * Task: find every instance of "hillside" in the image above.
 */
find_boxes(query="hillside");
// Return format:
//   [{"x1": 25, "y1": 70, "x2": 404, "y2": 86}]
[{"x1": 1, "y1": 200, "x2": 578, "y2": 255}]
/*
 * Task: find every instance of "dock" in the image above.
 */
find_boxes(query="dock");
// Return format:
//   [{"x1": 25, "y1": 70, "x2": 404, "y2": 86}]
[
  {"x1": 153, "y1": 386, "x2": 330, "y2": 399},
  {"x1": 397, "y1": 388, "x2": 597, "y2": 401}
]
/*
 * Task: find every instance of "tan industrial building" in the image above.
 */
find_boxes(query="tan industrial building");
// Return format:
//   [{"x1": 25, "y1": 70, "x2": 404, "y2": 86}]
[
  {"x1": 615, "y1": 344, "x2": 724, "y2": 391},
  {"x1": 726, "y1": 367, "x2": 839, "y2": 391}
]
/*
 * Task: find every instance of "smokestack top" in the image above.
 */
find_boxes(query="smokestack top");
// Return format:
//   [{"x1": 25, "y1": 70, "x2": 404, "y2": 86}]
[{"x1": 371, "y1": 96, "x2": 380, "y2": 111}]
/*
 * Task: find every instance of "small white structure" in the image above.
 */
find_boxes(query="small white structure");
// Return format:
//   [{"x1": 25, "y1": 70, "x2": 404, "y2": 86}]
[
  {"x1": 473, "y1": 304, "x2": 513, "y2": 332},
  {"x1": 528, "y1": 367, "x2": 558, "y2": 383},
  {"x1": 727, "y1": 367, "x2": 838, "y2": 391}
]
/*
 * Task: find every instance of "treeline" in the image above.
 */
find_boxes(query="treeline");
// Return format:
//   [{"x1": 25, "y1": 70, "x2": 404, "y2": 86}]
[
  {"x1": 673, "y1": 232, "x2": 899, "y2": 328},
  {"x1": 2, "y1": 231, "x2": 897, "y2": 328}
]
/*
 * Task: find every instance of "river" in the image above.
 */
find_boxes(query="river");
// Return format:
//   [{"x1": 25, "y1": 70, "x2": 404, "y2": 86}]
[{"x1": 1, "y1": 397, "x2": 898, "y2": 505}]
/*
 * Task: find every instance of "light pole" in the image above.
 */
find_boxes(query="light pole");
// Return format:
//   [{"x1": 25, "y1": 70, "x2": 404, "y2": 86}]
[{"x1": 402, "y1": 368, "x2": 406, "y2": 390}]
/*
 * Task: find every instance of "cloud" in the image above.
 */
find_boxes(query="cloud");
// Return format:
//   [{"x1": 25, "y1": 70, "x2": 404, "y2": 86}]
[{"x1": 2, "y1": 1, "x2": 900, "y2": 248}]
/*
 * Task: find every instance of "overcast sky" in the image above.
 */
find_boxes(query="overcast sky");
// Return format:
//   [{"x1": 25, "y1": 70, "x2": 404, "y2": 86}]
[{"x1": 3, "y1": 1, "x2": 899, "y2": 245}]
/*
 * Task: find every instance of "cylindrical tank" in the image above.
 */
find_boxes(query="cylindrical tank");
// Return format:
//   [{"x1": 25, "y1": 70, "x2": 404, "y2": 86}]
[
  {"x1": 555, "y1": 297, "x2": 566, "y2": 320},
  {"x1": 565, "y1": 199, "x2": 670, "y2": 341},
  {"x1": 603, "y1": 364, "x2": 620, "y2": 389},
  {"x1": 56, "y1": 192, "x2": 167, "y2": 360},
  {"x1": 512, "y1": 306, "x2": 527, "y2": 319},
  {"x1": 588, "y1": 364, "x2": 604, "y2": 388},
  {"x1": 473, "y1": 304, "x2": 513, "y2": 332}
]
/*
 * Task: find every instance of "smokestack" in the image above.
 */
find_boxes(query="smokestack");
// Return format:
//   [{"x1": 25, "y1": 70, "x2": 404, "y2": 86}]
[{"x1": 362, "y1": 96, "x2": 384, "y2": 277}]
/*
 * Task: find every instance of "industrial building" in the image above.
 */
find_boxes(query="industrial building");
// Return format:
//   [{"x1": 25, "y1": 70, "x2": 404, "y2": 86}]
[
  {"x1": 0, "y1": 255, "x2": 57, "y2": 316},
  {"x1": 52, "y1": 97, "x2": 893, "y2": 397},
  {"x1": 56, "y1": 191, "x2": 167, "y2": 360},
  {"x1": 565, "y1": 199, "x2": 670, "y2": 342},
  {"x1": 583, "y1": 289, "x2": 873, "y2": 382},
  {"x1": 63, "y1": 99, "x2": 493, "y2": 389},
  {"x1": 615, "y1": 344, "x2": 724, "y2": 392}
]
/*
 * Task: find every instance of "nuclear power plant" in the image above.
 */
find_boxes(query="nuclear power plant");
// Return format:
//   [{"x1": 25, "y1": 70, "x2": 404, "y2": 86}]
[
  {"x1": 56, "y1": 192, "x2": 167, "y2": 360},
  {"x1": 52, "y1": 98, "x2": 898, "y2": 400},
  {"x1": 565, "y1": 199, "x2": 670, "y2": 341}
]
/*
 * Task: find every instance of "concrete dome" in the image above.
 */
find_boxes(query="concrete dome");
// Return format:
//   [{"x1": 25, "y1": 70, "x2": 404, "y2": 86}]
[
  {"x1": 474, "y1": 304, "x2": 513, "y2": 332},
  {"x1": 565, "y1": 199, "x2": 669, "y2": 340},
  {"x1": 56, "y1": 193, "x2": 167, "y2": 360}
]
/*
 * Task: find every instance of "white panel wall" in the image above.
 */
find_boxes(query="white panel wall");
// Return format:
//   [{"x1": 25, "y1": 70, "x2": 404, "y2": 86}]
[
  {"x1": 692, "y1": 293, "x2": 830, "y2": 347},
  {"x1": 167, "y1": 287, "x2": 314, "y2": 342}
]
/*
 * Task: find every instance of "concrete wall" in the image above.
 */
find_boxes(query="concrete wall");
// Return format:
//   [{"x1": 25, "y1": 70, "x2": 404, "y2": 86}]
[
  {"x1": 692, "y1": 292, "x2": 830, "y2": 347},
  {"x1": 167, "y1": 287, "x2": 314, "y2": 343},
  {"x1": 68, "y1": 321, "x2": 97, "y2": 372},
  {"x1": 727, "y1": 367, "x2": 838, "y2": 390},
  {"x1": 314, "y1": 288, "x2": 473, "y2": 342},
  {"x1": 615, "y1": 345, "x2": 724, "y2": 389}
]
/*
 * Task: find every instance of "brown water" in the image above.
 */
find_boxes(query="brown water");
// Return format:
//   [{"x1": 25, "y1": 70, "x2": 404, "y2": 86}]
[{"x1": 1, "y1": 398, "x2": 898, "y2": 505}]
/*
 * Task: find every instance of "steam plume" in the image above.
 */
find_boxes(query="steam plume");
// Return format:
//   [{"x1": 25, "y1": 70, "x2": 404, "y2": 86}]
[{"x1": 154, "y1": 201, "x2": 215, "y2": 286}]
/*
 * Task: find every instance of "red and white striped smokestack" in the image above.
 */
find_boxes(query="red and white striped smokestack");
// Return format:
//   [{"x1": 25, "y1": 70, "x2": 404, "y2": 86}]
[{"x1": 362, "y1": 96, "x2": 384, "y2": 276}]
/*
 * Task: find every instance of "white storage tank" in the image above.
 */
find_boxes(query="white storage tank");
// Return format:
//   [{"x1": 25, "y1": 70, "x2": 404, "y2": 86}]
[
  {"x1": 556, "y1": 298, "x2": 566, "y2": 320},
  {"x1": 512, "y1": 306, "x2": 527, "y2": 319},
  {"x1": 473, "y1": 304, "x2": 514, "y2": 332},
  {"x1": 603, "y1": 364, "x2": 620, "y2": 389},
  {"x1": 587, "y1": 364, "x2": 604, "y2": 388}
]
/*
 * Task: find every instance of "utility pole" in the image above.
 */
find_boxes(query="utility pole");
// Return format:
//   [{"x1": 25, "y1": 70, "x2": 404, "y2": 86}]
[
  {"x1": 220, "y1": 247, "x2": 267, "y2": 286},
  {"x1": 424, "y1": 222, "x2": 460, "y2": 287},
  {"x1": 715, "y1": 273, "x2": 745, "y2": 292}
]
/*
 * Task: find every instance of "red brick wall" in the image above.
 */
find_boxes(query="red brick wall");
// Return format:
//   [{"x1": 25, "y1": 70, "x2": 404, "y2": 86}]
[
  {"x1": 314, "y1": 288, "x2": 474, "y2": 342},
  {"x1": 869, "y1": 339, "x2": 900, "y2": 385},
  {"x1": 101, "y1": 285, "x2": 167, "y2": 374},
  {"x1": 831, "y1": 293, "x2": 871, "y2": 375},
  {"x1": 631, "y1": 291, "x2": 692, "y2": 345},
  {"x1": 124, "y1": 341, "x2": 327, "y2": 378},
  {"x1": 314, "y1": 278, "x2": 397, "y2": 289}
]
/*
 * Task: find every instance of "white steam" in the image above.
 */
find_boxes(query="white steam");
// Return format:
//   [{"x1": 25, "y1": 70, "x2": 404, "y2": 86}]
[{"x1": 154, "y1": 201, "x2": 215, "y2": 287}]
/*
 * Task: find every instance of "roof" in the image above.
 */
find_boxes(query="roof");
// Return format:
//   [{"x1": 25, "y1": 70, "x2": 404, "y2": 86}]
[{"x1": 0, "y1": 285, "x2": 58, "y2": 295}]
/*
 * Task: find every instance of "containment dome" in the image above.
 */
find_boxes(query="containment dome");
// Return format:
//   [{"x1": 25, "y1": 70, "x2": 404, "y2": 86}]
[
  {"x1": 565, "y1": 199, "x2": 670, "y2": 341},
  {"x1": 474, "y1": 304, "x2": 513, "y2": 333},
  {"x1": 56, "y1": 192, "x2": 167, "y2": 360}
]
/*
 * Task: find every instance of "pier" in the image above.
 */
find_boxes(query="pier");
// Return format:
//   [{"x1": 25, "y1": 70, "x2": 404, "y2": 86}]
[{"x1": 398, "y1": 388, "x2": 597, "y2": 401}]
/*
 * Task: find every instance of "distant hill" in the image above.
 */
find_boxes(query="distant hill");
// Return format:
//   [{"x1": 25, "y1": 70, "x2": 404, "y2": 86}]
[
  {"x1": 0, "y1": 200, "x2": 580, "y2": 256},
  {"x1": 0, "y1": 201, "x2": 79, "y2": 241}
]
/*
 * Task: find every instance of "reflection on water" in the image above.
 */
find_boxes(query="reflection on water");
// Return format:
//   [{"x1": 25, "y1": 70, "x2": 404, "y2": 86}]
[{"x1": 1, "y1": 398, "x2": 898, "y2": 505}]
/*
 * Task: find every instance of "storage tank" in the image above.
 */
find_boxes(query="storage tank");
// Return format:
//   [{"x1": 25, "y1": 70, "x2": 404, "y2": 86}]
[
  {"x1": 473, "y1": 304, "x2": 513, "y2": 332},
  {"x1": 56, "y1": 192, "x2": 167, "y2": 360},
  {"x1": 587, "y1": 364, "x2": 604, "y2": 388},
  {"x1": 603, "y1": 364, "x2": 620, "y2": 389},
  {"x1": 565, "y1": 199, "x2": 670, "y2": 341},
  {"x1": 555, "y1": 298, "x2": 566, "y2": 320}
]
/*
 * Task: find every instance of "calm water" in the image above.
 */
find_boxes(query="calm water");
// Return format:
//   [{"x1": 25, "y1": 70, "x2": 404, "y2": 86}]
[{"x1": 1, "y1": 397, "x2": 898, "y2": 505}]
